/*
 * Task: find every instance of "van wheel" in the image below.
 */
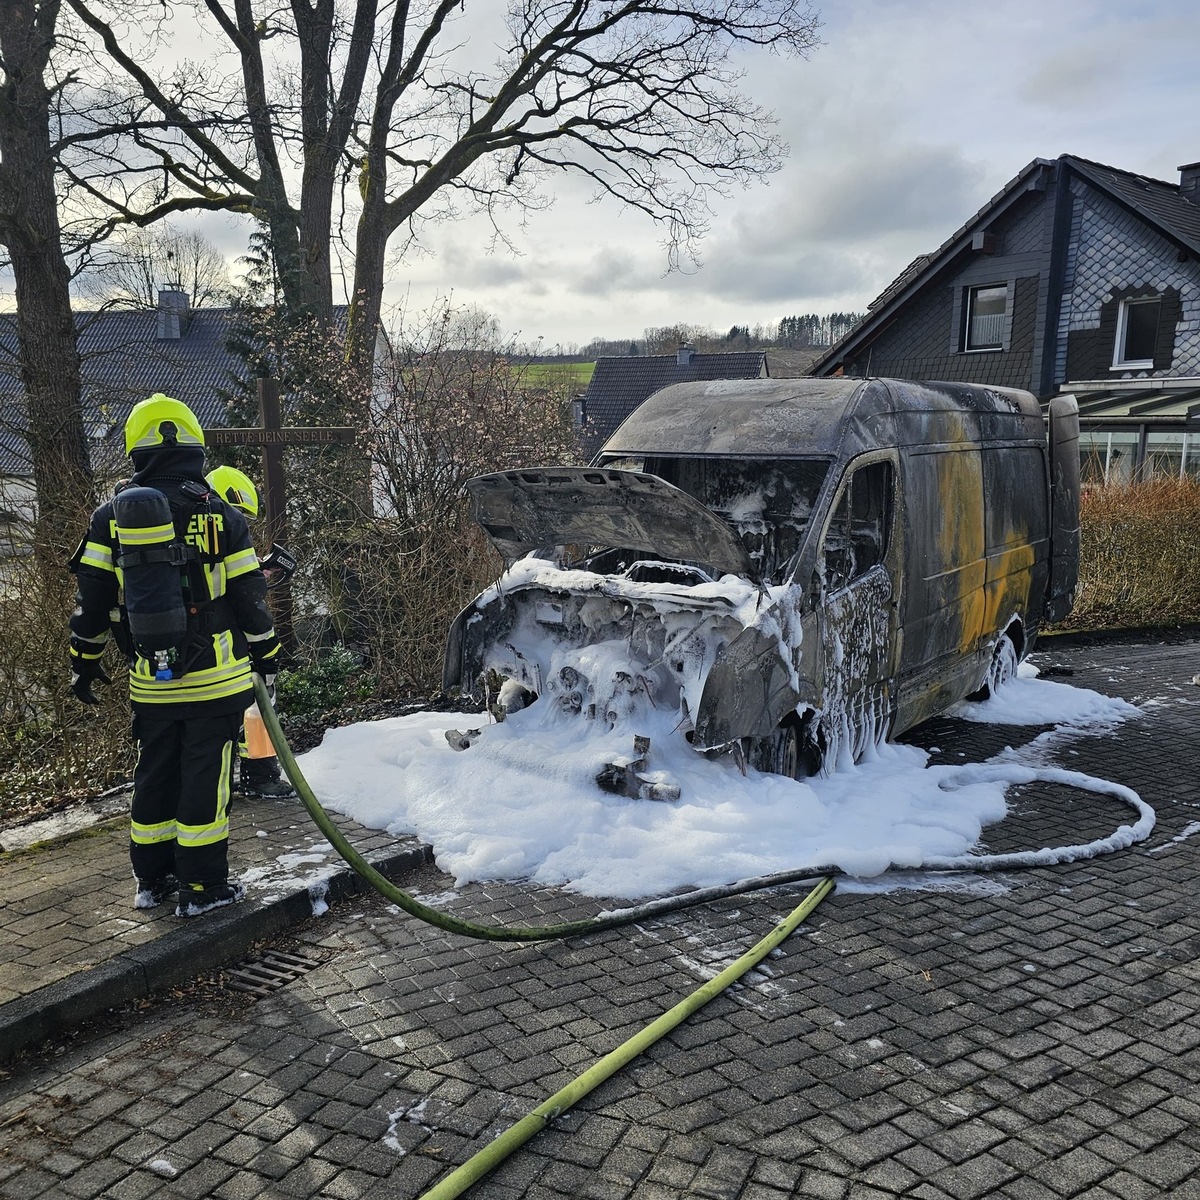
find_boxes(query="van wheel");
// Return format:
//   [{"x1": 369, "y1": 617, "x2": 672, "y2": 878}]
[
  {"x1": 970, "y1": 633, "x2": 1019, "y2": 701},
  {"x1": 754, "y1": 719, "x2": 823, "y2": 779},
  {"x1": 797, "y1": 719, "x2": 824, "y2": 778}
]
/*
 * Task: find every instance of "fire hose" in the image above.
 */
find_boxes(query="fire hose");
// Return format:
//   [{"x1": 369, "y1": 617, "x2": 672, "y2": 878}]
[
  {"x1": 251, "y1": 676, "x2": 1154, "y2": 1198},
  {"x1": 251, "y1": 675, "x2": 1153, "y2": 943}
]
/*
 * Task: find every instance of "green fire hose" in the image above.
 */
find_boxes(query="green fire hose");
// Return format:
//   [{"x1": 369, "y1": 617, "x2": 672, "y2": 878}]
[
  {"x1": 253, "y1": 675, "x2": 838, "y2": 940},
  {"x1": 251, "y1": 677, "x2": 1151, "y2": 1199},
  {"x1": 417, "y1": 875, "x2": 835, "y2": 1200},
  {"x1": 252, "y1": 676, "x2": 1153, "y2": 942}
]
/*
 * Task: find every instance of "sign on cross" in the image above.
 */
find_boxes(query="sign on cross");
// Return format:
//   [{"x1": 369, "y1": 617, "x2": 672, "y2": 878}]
[{"x1": 205, "y1": 378, "x2": 357, "y2": 645}]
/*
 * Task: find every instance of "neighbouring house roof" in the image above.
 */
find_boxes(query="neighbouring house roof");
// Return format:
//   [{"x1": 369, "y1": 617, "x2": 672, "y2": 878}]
[
  {"x1": 811, "y1": 153, "x2": 1200, "y2": 379},
  {"x1": 579, "y1": 349, "x2": 768, "y2": 457},
  {"x1": 0, "y1": 294, "x2": 369, "y2": 480},
  {"x1": 0, "y1": 297, "x2": 250, "y2": 477}
]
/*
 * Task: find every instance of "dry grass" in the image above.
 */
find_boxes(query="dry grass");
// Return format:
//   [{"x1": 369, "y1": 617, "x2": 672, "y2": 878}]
[
  {"x1": 0, "y1": 551, "x2": 134, "y2": 824},
  {"x1": 310, "y1": 516, "x2": 502, "y2": 694},
  {"x1": 1057, "y1": 477, "x2": 1200, "y2": 631}
]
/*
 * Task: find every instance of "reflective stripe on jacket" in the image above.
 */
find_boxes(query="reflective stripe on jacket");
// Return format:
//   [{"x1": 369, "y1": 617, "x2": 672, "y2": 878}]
[{"x1": 70, "y1": 469, "x2": 279, "y2": 715}]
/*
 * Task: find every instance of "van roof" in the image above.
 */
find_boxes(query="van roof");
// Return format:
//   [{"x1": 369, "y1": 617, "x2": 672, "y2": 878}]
[{"x1": 600, "y1": 377, "x2": 1042, "y2": 458}]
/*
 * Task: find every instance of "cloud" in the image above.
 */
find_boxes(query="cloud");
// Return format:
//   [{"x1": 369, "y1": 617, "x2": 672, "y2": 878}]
[
  {"x1": 730, "y1": 145, "x2": 986, "y2": 249},
  {"x1": 574, "y1": 247, "x2": 646, "y2": 297},
  {"x1": 48, "y1": 0, "x2": 1200, "y2": 351}
]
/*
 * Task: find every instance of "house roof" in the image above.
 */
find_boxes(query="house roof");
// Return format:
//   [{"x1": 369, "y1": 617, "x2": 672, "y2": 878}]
[
  {"x1": 580, "y1": 351, "x2": 768, "y2": 457},
  {"x1": 1065, "y1": 156, "x2": 1200, "y2": 260},
  {"x1": 811, "y1": 153, "x2": 1200, "y2": 377},
  {"x1": 1066, "y1": 381, "x2": 1200, "y2": 424},
  {"x1": 0, "y1": 304, "x2": 249, "y2": 476}
]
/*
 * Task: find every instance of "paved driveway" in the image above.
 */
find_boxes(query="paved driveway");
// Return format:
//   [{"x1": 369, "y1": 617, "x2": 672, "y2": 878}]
[{"x1": 1, "y1": 637, "x2": 1198, "y2": 1200}]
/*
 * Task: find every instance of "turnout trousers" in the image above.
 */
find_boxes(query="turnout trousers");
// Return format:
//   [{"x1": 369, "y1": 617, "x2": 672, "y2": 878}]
[{"x1": 129, "y1": 707, "x2": 242, "y2": 888}]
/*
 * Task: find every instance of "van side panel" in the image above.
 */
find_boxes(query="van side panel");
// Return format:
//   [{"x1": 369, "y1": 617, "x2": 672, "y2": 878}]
[
  {"x1": 895, "y1": 445, "x2": 987, "y2": 730},
  {"x1": 901, "y1": 447, "x2": 987, "y2": 660},
  {"x1": 981, "y1": 444, "x2": 1050, "y2": 642}
]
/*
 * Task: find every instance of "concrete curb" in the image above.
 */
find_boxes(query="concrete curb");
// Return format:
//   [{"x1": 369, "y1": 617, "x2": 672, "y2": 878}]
[{"x1": 0, "y1": 841, "x2": 432, "y2": 1064}]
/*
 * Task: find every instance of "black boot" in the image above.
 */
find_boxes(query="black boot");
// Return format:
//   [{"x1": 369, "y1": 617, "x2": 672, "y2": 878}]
[{"x1": 239, "y1": 755, "x2": 296, "y2": 799}]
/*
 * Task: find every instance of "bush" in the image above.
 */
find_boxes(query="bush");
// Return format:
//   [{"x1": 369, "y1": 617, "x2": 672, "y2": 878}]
[
  {"x1": 276, "y1": 645, "x2": 377, "y2": 717},
  {"x1": 1057, "y1": 477, "x2": 1200, "y2": 630},
  {"x1": 0, "y1": 547, "x2": 134, "y2": 824}
]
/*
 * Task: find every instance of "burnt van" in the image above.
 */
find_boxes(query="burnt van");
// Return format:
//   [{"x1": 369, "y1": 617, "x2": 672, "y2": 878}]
[{"x1": 443, "y1": 378, "x2": 1080, "y2": 779}]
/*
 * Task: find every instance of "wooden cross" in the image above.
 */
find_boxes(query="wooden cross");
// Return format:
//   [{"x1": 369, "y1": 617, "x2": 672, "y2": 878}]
[{"x1": 205, "y1": 377, "x2": 357, "y2": 645}]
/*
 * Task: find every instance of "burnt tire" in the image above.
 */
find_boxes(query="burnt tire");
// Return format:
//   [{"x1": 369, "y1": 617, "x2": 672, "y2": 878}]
[
  {"x1": 755, "y1": 719, "x2": 823, "y2": 779},
  {"x1": 969, "y1": 632, "x2": 1019, "y2": 701}
]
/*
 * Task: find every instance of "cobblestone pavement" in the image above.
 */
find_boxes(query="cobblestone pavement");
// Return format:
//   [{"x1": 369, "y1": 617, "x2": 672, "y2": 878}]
[{"x1": 0, "y1": 637, "x2": 1198, "y2": 1200}]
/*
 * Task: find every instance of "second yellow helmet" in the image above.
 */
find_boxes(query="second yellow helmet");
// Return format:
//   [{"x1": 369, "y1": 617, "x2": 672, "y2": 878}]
[{"x1": 206, "y1": 464, "x2": 259, "y2": 518}]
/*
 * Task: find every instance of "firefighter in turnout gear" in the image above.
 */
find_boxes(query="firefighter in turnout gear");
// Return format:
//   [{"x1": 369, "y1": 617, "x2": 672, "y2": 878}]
[
  {"x1": 205, "y1": 464, "x2": 296, "y2": 800},
  {"x1": 68, "y1": 395, "x2": 282, "y2": 918}
]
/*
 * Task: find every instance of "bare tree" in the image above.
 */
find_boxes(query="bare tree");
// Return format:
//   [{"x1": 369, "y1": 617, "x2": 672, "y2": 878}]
[
  {"x1": 337, "y1": 299, "x2": 581, "y2": 688},
  {"x1": 371, "y1": 300, "x2": 580, "y2": 528},
  {"x1": 0, "y1": 0, "x2": 93, "y2": 563},
  {"x1": 78, "y1": 225, "x2": 232, "y2": 308},
  {"x1": 65, "y1": 0, "x2": 822, "y2": 392}
]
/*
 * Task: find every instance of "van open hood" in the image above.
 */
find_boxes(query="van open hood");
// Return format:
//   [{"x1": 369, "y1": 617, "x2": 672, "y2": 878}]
[{"x1": 463, "y1": 467, "x2": 756, "y2": 580}]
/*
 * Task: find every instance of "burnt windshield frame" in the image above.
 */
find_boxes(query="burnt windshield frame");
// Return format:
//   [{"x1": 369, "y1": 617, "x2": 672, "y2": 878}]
[{"x1": 641, "y1": 456, "x2": 830, "y2": 584}]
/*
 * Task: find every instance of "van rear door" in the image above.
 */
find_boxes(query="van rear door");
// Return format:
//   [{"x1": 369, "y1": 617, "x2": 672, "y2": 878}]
[{"x1": 1045, "y1": 395, "x2": 1080, "y2": 623}]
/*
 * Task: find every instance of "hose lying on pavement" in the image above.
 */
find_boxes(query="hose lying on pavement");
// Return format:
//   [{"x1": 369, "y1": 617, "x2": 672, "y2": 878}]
[
  {"x1": 251, "y1": 677, "x2": 1154, "y2": 943},
  {"x1": 417, "y1": 875, "x2": 837, "y2": 1200}
]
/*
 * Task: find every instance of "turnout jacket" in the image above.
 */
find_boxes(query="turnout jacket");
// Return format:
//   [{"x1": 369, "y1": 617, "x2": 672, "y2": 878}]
[{"x1": 70, "y1": 447, "x2": 281, "y2": 715}]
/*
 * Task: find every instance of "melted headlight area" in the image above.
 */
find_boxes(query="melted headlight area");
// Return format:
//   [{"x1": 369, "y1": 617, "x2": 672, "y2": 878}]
[{"x1": 458, "y1": 583, "x2": 745, "y2": 734}]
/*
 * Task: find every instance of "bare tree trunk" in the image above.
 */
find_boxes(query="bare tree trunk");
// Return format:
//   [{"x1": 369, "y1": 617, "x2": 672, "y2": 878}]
[{"x1": 0, "y1": 0, "x2": 93, "y2": 565}]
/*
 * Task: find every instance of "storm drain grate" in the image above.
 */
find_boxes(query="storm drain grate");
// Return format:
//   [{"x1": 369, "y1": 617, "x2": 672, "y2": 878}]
[{"x1": 223, "y1": 946, "x2": 330, "y2": 996}]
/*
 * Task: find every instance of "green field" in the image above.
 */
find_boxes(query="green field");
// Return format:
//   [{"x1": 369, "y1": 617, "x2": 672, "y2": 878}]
[{"x1": 519, "y1": 361, "x2": 596, "y2": 388}]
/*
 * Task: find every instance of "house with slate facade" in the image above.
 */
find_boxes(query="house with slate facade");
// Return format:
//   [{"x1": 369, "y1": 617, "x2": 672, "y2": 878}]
[
  {"x1": 812, "y1": 154, "x2": 1200, "y2": 483},
  {"x1": 0, "y1": 289, "x2": 385, "y2": 548}
]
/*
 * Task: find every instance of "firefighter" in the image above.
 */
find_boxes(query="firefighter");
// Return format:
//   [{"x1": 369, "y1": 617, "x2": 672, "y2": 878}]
[
  {"x1": 68, "y1": 394, "x2": 282, "y2": 918},
  {"x1": 205, "y1": 464, "x2": 296, "y2": 799}
]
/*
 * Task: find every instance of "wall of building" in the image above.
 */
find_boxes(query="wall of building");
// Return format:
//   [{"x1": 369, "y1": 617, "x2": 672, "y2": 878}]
[
  {"x1": 842, "y1": 192, "x2": 1047, "y2": 392},
  {"x1": 1059, "y1": 180, "x2": 1200, "y2": 383}
]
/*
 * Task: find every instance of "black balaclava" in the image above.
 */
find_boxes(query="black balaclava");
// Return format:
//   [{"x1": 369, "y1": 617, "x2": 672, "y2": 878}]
[{"x1": 128, "y1": 444, "x2": 207, "y2": 488}]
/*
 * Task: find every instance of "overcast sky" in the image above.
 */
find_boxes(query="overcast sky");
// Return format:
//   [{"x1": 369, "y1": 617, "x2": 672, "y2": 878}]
[
  {"x1": 27, "y1": 0, "x2": 1200, "y2": 350},
  {"x1": 360, "y1": 0, "x2": 1200, "y2": 348}
]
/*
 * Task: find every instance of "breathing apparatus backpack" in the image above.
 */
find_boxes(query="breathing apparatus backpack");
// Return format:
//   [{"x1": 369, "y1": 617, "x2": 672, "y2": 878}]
[{"x1": 113, "y1": 482, "x2": 219, "y2": 681}]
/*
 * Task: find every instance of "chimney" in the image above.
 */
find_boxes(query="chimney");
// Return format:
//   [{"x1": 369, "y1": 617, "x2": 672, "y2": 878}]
[
  {"x1": 156, "y1": 288, "x2": 191, "y2": 340},
  {"x1": 676, "y1": 342, "x2": 695, "y2": 367},
  {"x1": 1179, "y1": 162, "x2": 1200, "y2": 207}
]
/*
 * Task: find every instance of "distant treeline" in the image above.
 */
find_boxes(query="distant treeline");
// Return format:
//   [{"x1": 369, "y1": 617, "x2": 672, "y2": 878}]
[
  {"x1": 571, "y1": 313, "x2": 864, "y2": 359},
  {"x1": 775, "y1": 313, "x2": 863, "y2": 349}
]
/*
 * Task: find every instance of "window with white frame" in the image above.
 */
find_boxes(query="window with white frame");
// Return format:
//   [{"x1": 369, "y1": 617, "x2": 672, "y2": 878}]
[
  {"x1": 1112, "y1": 297, "x2": 1161, "y2": 368},
  {"x1": 1078, "y1": 430, "x2": 1139, "y2": 485},
  {"x1": 963, "y1": 284, "x2": 1007, "y2": 351},
  {"x1": 1185, "y1": 434, "x2": 1200, "y2": 480}
]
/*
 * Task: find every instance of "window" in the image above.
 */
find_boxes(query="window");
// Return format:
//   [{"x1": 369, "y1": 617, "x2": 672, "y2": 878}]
[
  {"x1": 1078, "y1": 430, "x2": 1139, "y2": 485},
  {"x1": 1185, "y1": 435, "x2": 1200, "y2": 480},
  {"x1": 1112, "y1": 297, "x2": 1161, "y2": 368},
  {"x1": 964, "y1": 284, "x2": 1007, "y2": 351},
  {"x1": 1144, "y1": 431, "x2": 1184, "y2": 479},
  {"x1": 823, "y1": 461, "x2": 893, "y2": 591},
  {"x1": 1146, "y1": 431, "x2": 1200, "y2": 480}
]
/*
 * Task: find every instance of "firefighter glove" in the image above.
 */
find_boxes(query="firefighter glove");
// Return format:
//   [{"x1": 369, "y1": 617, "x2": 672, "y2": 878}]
[
  {"x1": 250, "y1": 635, "x2": 282, "y2": 679},
  {"x1": 70, "y1": 645, "x2": 112, "y2": 705}
]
